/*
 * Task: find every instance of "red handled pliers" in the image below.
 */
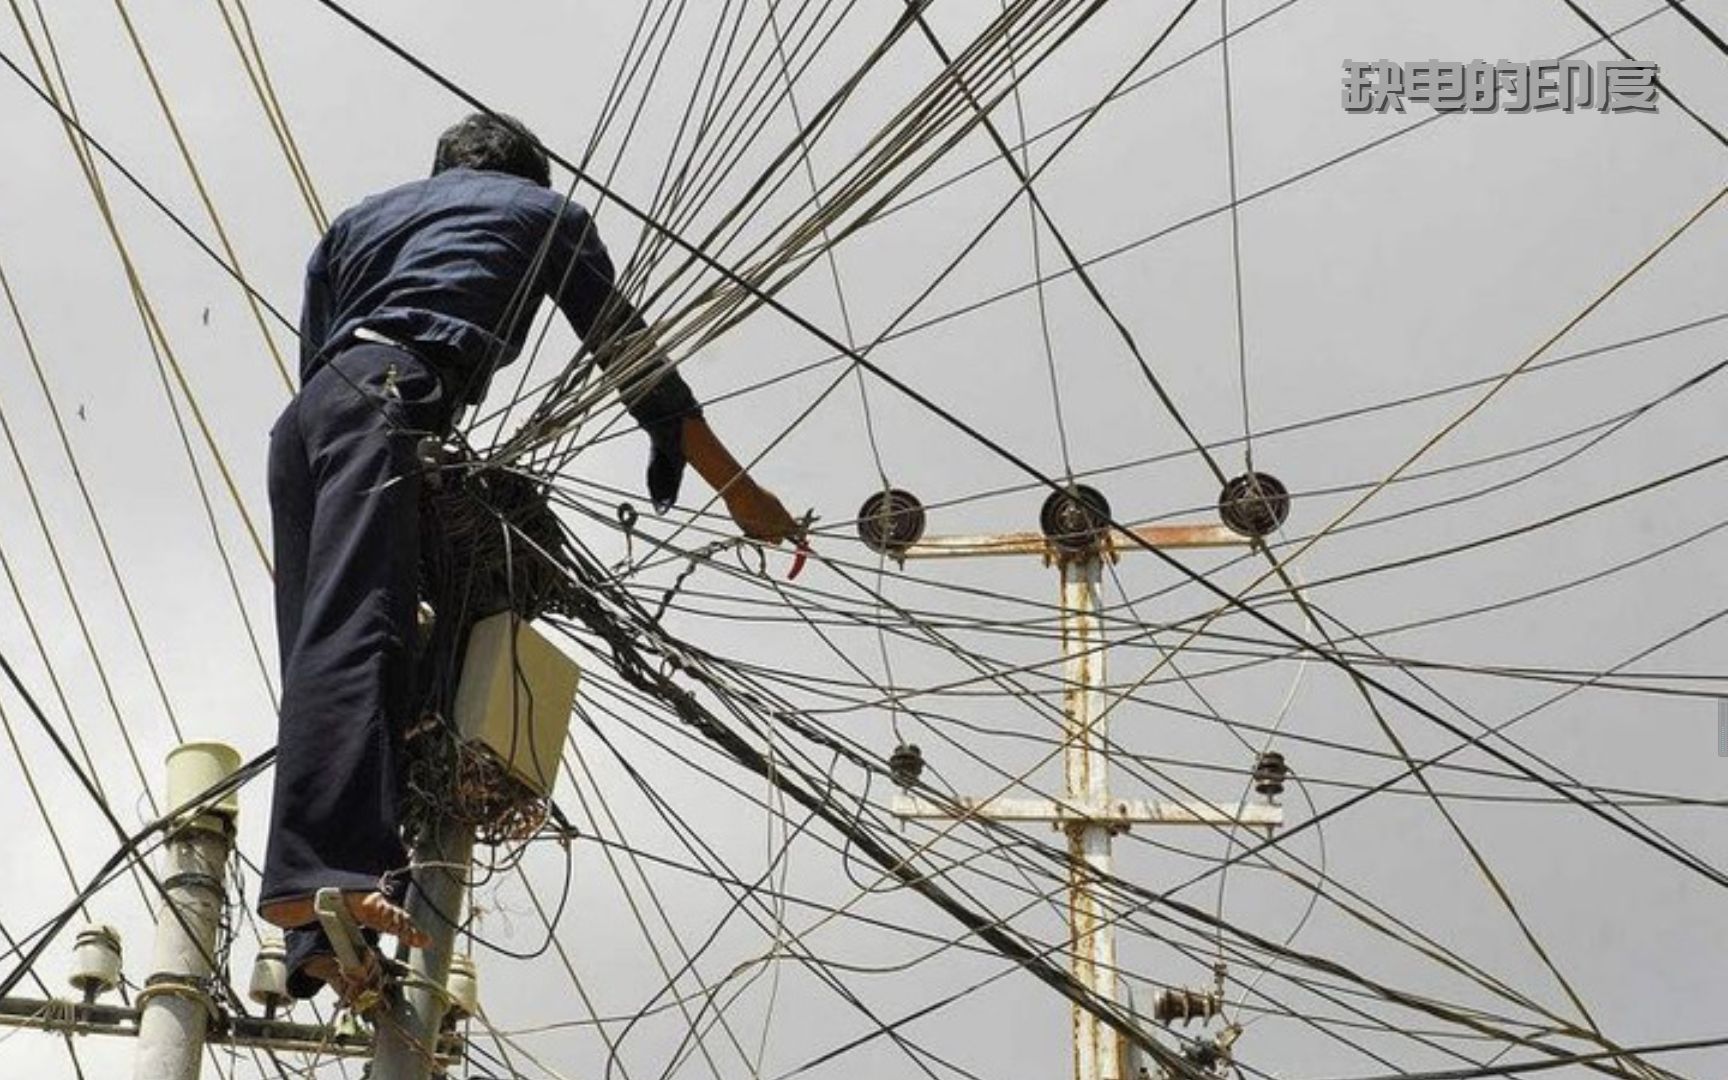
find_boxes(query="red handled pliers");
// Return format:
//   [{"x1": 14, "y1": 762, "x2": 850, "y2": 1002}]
[{"x1": 787, "y1": 510, "x2": 818, "y2": 581}]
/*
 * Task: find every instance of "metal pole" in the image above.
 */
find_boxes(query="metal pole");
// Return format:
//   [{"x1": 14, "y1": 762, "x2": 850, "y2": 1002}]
[
  {"x1": 1061, "y1": 552, "x2": 1120, "y2": 1080},
  {"x1": 133, "y1": 745, "x2": 238, "y2": 1080},
  {"x1": 371, "y1": 818, "x2": 473, "y2": 1079}
]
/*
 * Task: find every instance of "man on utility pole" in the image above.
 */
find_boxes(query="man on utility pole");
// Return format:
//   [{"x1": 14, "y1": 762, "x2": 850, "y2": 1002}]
[{"x1": 259, "y1": 112, "x2": 799, "y2": 1000}]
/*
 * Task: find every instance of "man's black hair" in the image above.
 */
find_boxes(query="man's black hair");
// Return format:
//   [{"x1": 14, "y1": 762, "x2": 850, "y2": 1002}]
[{"x1": 432, "y1": 112, "x2": 552, "y2": 188}]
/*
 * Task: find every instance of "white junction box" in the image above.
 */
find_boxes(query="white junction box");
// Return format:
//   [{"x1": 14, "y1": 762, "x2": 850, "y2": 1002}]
[{"x1": 453, "y1": 612, "x2": 579, "y2": 797}]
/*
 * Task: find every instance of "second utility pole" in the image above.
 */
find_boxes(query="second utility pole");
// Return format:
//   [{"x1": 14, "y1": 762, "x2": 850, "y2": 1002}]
[
  {"x1": 881, "y1": 486, "x2": 1283, "y2": 1080},
  {"x1": 1060, "y1": 537, "x2": 1123, "y2": 1080}
]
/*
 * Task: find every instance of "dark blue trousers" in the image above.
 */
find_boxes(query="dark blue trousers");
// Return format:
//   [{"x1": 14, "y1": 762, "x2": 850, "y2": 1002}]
[{"x1": 261, "y1": 343, "x2": 447, "y2": 914}]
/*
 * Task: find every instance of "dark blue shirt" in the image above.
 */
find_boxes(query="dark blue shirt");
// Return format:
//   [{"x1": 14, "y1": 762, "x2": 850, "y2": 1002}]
[{"x1": 299, "y1": 167, "x2": 701, "y2": 507}]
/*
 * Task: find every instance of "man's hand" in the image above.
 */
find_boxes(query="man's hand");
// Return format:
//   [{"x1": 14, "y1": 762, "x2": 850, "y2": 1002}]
[
  {"x1": 724, "y1": 479, "x2": 799, "y2": 543},
  {"x1": 682, "y1": 417, "x2": 801, "y2": 543}
]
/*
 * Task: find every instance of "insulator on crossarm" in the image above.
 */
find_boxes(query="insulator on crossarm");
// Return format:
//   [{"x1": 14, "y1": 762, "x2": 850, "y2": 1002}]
[
  {"x1": 857, "y1": 489, "x2": 926, "y2": 558},
  {"x1": 248, "y1": 934, "x2": 290, "y2": 1018},
  {"x1": 446, "y1": 953, "x2": 479, "y2": 1021},
  {"x1": 1253, "y1": 751, "x2": 1289, "y2": 800},
  {"x1": 1218, "y1": 472, "x2": 1290, "y2": 539},
  {"x1": 889, "y1": 743, "x2": 924, "y2": 789},
  {"x1": 1153, "y1": 986, "x2": 1221, "y2": 1025},
  {"x1": 1038, "y1": 485, "x2": 1111, "y2": 556},
  {"x1": 68, "y1": 923, "x2": 122, "y2": 1004}
]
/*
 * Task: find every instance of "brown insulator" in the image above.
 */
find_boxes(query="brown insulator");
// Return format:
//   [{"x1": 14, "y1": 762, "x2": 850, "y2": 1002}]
[
  {"x1": 1152, "y1": 986, "x2": 1221, "y2": 1025},
  {"x1": 858, "y1": 489, "x2": 927, "y2": 557},
  {"x1": 1039, "y1": 485, "x2": 1111, "y2": 556},
  {"x1": 1218, "y1": 472, "x2": 1290, "y2": 538},
  {"x1": 1252, "y1": 751, "x2": 1289, "y2": 798},
  {"x1": 889, "y1": 743, "x2": 924, "y2": 789}
]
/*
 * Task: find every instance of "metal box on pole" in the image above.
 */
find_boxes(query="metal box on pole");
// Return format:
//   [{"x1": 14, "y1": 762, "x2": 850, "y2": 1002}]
[{"x1": 452, "y1": 612, "x2": 579, "y2": 796}]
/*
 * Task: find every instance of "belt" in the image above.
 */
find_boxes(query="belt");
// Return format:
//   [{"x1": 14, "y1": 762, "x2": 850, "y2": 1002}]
[{"x1": 353, "y1": 325, "x2": 414, "y2": 353}]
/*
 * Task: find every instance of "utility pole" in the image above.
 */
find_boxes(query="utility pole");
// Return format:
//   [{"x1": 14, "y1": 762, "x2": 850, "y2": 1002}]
[
  {"x1": 371, "y1": 610, "x2": 577, "y2": 1079},
  {"x1": 369, "y1": 823, "x2": 474, "y2": 1079},
  {"x1": 1061, "y1": 540, "x2": 1126, "y2": 1080},
  {"x1": 0, "y1": 737, "x2": 455, "y2": 1067},
  {"x1": 133, "y1": 742, "x2": 241, "y2": 1080},
  {"x1": 866, "y1": 484, "x2": 1286, "y2": 1080}
]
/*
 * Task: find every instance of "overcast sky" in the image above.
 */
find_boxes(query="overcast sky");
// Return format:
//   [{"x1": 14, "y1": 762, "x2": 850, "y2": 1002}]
[{"x1": 2, "y1": 1, "x2": 1728, "y2": 1077}]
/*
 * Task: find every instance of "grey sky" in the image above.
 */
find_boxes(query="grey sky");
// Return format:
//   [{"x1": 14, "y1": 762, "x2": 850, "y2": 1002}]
[{"x1": 2, "y1": 1, "x2": 1727, "y2": 1077}]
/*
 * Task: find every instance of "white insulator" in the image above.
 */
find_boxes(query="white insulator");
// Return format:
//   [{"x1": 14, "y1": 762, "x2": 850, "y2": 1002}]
[
  {"x1": 446, "y1": 953, "x2": 478, "y2": 1019},
  {"x1": 248, "y1": 934, "x2": 290, "y2": 1009},
  {"x1": 68, "y1": 923, "x2": 122, "y2": 1001}
]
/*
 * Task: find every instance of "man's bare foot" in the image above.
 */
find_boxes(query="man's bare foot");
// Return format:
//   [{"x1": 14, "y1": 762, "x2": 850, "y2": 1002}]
[
  {"x1": 301, "y1": 951, "x2": 382, "y2": 1008},
  {"x1": 261, "y1": 891, "x2": 431, "y2": 948}
]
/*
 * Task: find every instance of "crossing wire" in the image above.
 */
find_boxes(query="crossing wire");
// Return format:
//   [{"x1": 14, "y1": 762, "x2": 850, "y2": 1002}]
[{"x1": 6, "y1": 4, "x2": 1721, "y2": 1071}]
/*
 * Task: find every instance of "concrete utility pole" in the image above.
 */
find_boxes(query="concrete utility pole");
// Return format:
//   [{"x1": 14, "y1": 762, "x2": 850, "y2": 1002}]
[
  {"x1": 877, "y1": 486, "x2": 1284, "y2": 1080},
  {"x1": 371, "y1": 610, "x2": 577, "y2": 1078},
  {"x1": 0, "y1": 740, "x2": 472, "y2": 1069},
  {"x1": 133, "y1": 742, "x2": 241, "y2": 1080},
  {"x1": 369, "y1": 822, "x2": 474, "y2": 1079}
]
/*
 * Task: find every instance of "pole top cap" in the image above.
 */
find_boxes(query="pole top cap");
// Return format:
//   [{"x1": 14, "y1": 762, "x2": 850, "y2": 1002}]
[{"x1": 165, "y1": 741, "x2": 243, "y2": 823}]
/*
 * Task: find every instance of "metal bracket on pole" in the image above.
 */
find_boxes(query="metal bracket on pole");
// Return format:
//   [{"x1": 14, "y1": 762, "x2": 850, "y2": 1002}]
[
  {"x1": 892, "y1": 521, "x2": 1244, "y2": 561},
  {"x1": 312, "y1": 889, "x2": 383, "y2": 1015},
  {"x1": 0, "y1": 994, "x2": 383, "y2": 1058},
  {"x1": 888, "y1": 795, "x2": 1282, "y2": 834},
  {"x1": 312, "y1": 890, "x2": 366, "y2": 974}
]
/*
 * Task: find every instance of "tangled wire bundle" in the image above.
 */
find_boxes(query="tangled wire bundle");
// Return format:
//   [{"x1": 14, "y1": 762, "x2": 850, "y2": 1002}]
[
  {"x1": 403, "y1": 713, "x2": 548, "y2": 848},
  {"x1": 419, "y1": 453, "x2": 580, "y2": 626},
  {"x1": 401, "y1": 453, "x2": 575, "y2": 847}
]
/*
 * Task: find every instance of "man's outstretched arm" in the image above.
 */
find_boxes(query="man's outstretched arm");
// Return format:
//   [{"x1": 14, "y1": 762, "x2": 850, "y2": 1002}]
[
  {"x1": 682, "y1": 416, "x2": 800, "y2": 543},
  {"x1": 586, "y1": 308, "x2": 798, "y2": 543},
  {"x1": 548, "y1": 204, "x2": 799, "y2": 543}
]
